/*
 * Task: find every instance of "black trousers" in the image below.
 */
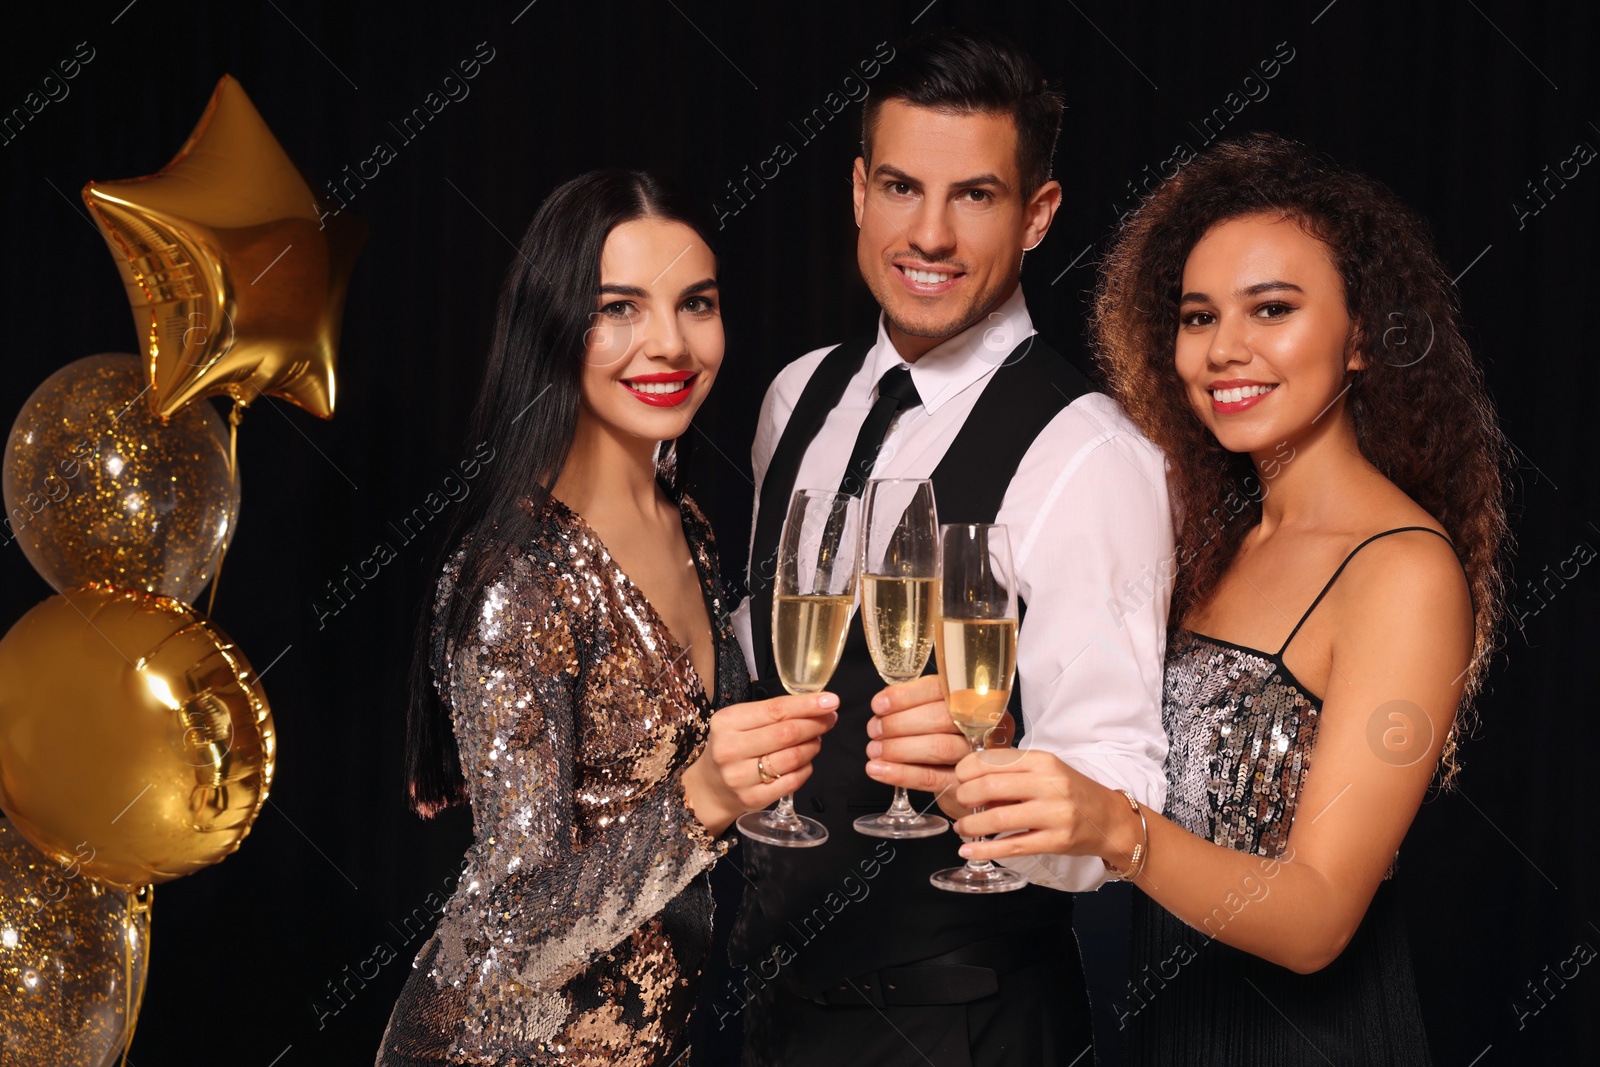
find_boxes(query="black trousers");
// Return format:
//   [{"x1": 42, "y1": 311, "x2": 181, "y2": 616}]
[{"x1": 738, "y1": 940, "x2": 1095, "y2": 1067}]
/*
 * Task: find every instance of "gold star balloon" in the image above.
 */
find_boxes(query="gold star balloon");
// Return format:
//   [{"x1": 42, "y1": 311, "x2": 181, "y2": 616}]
[{"x1": 81, "y1": 74, "x2": 364, "y2": 421}]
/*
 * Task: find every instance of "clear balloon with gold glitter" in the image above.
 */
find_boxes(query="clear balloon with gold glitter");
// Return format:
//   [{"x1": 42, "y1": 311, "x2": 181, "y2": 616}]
[
  {"x1": 0, "y1": 817, "x2": 151, "y2": 1067},
  {"x1": 2, "y1": 353, "x2": 239, "y2": 605},
  {"x1": 0, "y1": 583, "x2": 274, "y2": 889}
]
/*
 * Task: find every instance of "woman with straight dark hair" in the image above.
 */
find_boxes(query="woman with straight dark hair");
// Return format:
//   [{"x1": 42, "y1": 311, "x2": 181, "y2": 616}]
[
  {"x1": 889, "y1": 133, "x2": 1508, "y2": 1063},
  {"x1": 376, "y1": 170, "x2": 837, "y2": 1065}
]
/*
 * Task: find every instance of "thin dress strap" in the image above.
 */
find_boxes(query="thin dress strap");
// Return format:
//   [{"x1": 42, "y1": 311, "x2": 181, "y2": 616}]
[{"x1": 1276, "y1": 526, "x2": 1454, "y2": 657}]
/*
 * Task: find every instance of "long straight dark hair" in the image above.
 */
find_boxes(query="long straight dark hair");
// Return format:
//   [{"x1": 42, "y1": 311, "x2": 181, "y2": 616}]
[{"x1": 406, "y1": 169, "x2": 715, "y2": 816}]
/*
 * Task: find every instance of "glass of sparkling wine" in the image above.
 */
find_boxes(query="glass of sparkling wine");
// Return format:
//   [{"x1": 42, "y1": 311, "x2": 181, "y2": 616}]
[
  {"x1": 737, "y1": 488, "x2": 860, "y2": 848},
  {"x1": 854, "y1": 479, "x2": 948, "y2": 839},
  {"x1": 929, "y1": 522, "x2": 1028, "y2": 893}
]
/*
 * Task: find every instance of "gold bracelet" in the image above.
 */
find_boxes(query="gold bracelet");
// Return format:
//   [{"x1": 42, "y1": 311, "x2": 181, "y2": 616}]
[{"x1": 1103, "y1": 789, "x2": 1149, "y2": 882}]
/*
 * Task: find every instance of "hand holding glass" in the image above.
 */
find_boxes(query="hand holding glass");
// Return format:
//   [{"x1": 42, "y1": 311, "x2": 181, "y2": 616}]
[
  {"x1": 854, "y1": 479, "x2": 948, "y2": 839},
  {"x1": 737, "y1": 488, "x2": 859, "y2": 847},
  {"x1": 929, "y1": 522, "x2": 1028, "y2": 893}
]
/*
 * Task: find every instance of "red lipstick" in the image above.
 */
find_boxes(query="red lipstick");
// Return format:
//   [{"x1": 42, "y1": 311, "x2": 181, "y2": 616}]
[{"x1": 621, "y1": 371, "x2": 697, "y2": 407}]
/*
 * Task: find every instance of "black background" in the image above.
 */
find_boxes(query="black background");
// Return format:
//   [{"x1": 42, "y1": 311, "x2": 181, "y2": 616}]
[{"x1": 2, "y1": 1, "x2": 1595, "y2": 1064}]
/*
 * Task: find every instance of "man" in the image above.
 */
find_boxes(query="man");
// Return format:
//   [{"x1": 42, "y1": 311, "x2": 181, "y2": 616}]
[{"x1": 728, "y1": 26, "x2": 1173, "y2": 1066}]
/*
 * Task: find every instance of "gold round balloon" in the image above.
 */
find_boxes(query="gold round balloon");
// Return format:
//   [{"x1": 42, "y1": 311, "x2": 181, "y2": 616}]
[
  {"x1": 0, "y1": 818, "x2": 151, "y2": 1067},
  {"x1": 0, "y1": 584, "x2": 274, "y2": 889},
  {"x1": 81, "y1": 74, "x2": 364, "y2": 421},
  {"x1": 2, "y1": 353, "x2": 239, "y2": 605}
]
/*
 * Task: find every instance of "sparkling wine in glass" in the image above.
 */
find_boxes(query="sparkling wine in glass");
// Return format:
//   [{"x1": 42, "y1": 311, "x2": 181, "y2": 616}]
[
  {"x1": 854, "y1": 479, "x2": 948, "y2": 839},
  {"x1": 737, "y1": 488, "x2": 860, "y2": 847},
  {"x1": 929, "y1": 522, "x2": 1028, "y2": 893}
]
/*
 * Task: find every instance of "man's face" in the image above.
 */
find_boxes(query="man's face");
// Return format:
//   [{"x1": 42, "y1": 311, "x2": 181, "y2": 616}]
[{"x1": 852, "y1": 99, "x2": 1060, "y2": 355}]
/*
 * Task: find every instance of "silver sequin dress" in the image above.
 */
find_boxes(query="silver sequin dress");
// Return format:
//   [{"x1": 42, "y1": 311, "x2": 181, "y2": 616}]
[
  {"x1": 377, "y1": 491, "x2": 747, "y2": 1066},
  {"x1": 1127, "y1": 527, "x2": 1450, "y2": 1065}
]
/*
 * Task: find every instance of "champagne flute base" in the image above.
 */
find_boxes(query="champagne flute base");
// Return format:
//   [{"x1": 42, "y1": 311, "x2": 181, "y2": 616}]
[
  {"x1": 737, "y1": 809, "x2": 829, "y2": 848},
  {"x1": 853, "y1": 812, "x2": 949, "y2": 839},
  {"x1": 929, "y1": 863, "x2": 1028, "y2": 893}
]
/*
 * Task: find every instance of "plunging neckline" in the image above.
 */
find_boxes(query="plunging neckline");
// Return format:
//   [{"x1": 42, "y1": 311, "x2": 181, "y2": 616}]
[{"x1": 543, "y1": 492, "x2": 720, "y2": 707}]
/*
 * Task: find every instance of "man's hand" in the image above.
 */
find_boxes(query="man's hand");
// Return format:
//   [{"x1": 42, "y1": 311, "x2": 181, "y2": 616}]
[{"x1": 863, "y1": 674, "x2": 1014, "y2": 820}]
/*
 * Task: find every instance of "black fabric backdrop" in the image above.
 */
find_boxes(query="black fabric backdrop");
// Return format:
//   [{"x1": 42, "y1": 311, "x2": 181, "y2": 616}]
[{"x1": 2, "y1": 2, "x2": 1595, "y2": 1064}]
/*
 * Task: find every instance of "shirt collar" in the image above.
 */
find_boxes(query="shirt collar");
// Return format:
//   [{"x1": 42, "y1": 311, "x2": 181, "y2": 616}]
[{"x1": 868, "y1": 285, "x2": 1035, "y2": 414}]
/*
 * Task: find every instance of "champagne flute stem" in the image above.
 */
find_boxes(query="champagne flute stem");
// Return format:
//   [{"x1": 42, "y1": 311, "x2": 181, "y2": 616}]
[
  {"x1": 885, "y1": 787, "x2": 918, "y2": 818},
  {"x1": 962, "y1": 733, "x2": 999, "y2": 874},
  {"x1": 770, "y1": 792, "x2": 800, "y2": 828}
]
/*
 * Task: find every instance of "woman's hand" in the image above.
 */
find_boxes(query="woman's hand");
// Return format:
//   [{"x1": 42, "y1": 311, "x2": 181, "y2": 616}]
[
  {"x1": 863, "y1": 674, "x2": 1013, "y2": 820},
  {"x1": 949, "y1": 749, "x2": 1142, "y2": 869},
  {"x1": 683, "y1": 692, "x2": 838, "y2": 836}
]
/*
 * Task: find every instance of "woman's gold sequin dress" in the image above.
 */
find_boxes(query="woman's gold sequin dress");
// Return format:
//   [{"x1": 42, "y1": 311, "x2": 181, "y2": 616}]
[{"x1": 377, "y1": 490, "x2": 746, "y2": 1065}]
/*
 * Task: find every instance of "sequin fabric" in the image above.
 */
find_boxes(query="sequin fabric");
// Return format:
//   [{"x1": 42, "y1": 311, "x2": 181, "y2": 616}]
[
  {"x1": 377, "y1": 491, "x2": 746, "y2": 1066},
  {"x1": 1159, "y1": 629, "x2": 1319, "y2": 860}
]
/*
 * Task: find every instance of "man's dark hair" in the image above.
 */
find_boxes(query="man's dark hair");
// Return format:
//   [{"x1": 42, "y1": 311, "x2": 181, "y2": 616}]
[{"x1": 862, "y1": 26, "x2": 1064, "y2": 200}]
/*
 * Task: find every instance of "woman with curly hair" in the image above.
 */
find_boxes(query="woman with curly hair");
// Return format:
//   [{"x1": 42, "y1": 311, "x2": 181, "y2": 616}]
[{"x1": 933, "y1": 133, "x2": 1508, "y2": 1063}]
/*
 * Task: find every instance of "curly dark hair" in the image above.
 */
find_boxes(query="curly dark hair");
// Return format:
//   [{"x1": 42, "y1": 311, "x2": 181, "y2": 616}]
[{"x1": 1091, "y1": 132, "x2": 1509, "y2": 785}]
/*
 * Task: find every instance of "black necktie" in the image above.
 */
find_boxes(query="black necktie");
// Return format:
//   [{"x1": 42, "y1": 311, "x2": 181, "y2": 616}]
[{"x1": 837, "y1": 366, "x2": 922, "y2": 498}]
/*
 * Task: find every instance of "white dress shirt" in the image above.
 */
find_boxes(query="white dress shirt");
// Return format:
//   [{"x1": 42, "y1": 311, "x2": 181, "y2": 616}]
[{"x1": 732, "y1": 285, "x2": 1174, "y2": 892}]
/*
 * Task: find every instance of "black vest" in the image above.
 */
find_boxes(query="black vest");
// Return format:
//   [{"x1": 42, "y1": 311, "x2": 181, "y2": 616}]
[{"x1": 732, "y1": 330, "x2": 1096, "y2": 989}]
